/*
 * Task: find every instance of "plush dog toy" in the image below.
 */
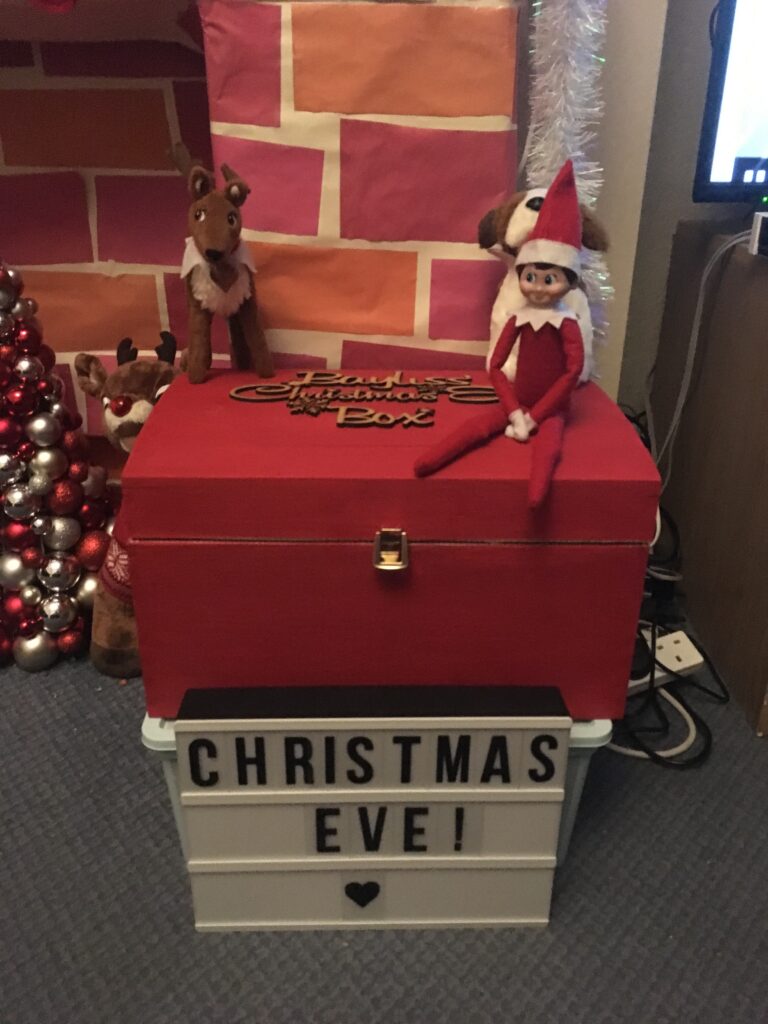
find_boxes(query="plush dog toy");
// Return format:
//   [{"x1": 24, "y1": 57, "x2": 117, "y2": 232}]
[
  {"x1": 416, "y1": 161, "x2": 585, "y2": 509},
  {"x1": 174, "y1": 143, "x2": 274, "y2": 385},
  {"x1": 478, "y1": 182, "x2": 607, "y2": 383},
  {"x1": 75, "y1": 333, "x2": 179, "y2": 678}
]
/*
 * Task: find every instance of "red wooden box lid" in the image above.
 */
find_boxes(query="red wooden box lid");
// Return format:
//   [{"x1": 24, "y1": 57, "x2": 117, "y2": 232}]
[{"x1": 119, "y1": 369, "x2": 659, "y2": 544}]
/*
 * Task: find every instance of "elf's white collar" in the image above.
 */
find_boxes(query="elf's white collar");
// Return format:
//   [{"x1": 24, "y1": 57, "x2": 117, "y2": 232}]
[
  {"x1": 180, "y1": 237, "x2": 255, "y2": 318},
  {"x1": 513, "y1": 301, "x2": 578, "y2": 332}
]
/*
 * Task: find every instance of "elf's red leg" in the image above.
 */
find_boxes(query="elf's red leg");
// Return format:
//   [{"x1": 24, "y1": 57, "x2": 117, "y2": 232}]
[
  {"x1": 528, "y1": 413, "x2": 565, "y2": 508},
  {"x1": 414, "y1": 407, "x2": 508, "y2": 478}
]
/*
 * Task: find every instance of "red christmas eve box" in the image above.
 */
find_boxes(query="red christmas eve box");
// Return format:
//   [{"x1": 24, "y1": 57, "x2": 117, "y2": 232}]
[{"x1": 118, "y1": 369, "x2": 659, "y2": 720}]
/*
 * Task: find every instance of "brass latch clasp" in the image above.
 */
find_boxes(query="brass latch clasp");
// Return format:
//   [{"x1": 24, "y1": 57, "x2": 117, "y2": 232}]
[{"x1": 373, "y1": 529, "x2": 409, "y2": 572}]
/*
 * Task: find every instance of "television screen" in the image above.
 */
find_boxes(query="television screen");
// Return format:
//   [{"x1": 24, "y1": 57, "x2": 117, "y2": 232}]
[{"x1": 694, "y1": 0, "x2": 768, "y2": 202}]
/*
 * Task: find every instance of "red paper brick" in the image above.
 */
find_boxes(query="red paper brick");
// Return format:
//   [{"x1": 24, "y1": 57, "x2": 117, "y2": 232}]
[
  {"x1": 429, "y1": 260, "x2": 506, "y2": 342},
  {"x1": 0, "y1": 41, "x2": 34, "y2": 68},
  {"x1": 174, "y1": 81, "x2": 213, "y2": 170},
  {"x1": 199, "y1": 0, "x2": 281, "y2": 127},
  {"x1": 212, "y1": 136, "x2": 324, "y2": 236},
  {"x1": 0, "y1": 173, "x2": 92, "y2": 265},
  {"x1": 341, "y1": 120, "x2": 515, "y2": 244},
  {"x1": 341, "y1": 340, "x2": 487, "y2": 371},
  {"x1": 96, "y1": 176, "x2": 188, "y2": 266},
  {"x1": 40, "y1": 41, "x2": 205, "y2": 78}
]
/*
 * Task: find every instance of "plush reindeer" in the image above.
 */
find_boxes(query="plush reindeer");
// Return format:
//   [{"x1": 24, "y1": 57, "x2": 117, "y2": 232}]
[
  {"x1": 173, "y1": 143, "x2": 274, "y2": 384},
  {"x1": 74, "y1": 333, "x2": 179, "y2": 679}
]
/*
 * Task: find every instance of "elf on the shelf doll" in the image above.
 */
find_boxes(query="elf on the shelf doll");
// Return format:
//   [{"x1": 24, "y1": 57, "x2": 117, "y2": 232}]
[{"x1": 415, "y1": 160, "x2": 584, "y2": 509}]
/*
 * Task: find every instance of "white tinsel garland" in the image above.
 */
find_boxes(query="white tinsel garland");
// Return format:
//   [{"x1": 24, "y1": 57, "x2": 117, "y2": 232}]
[{"x1": 523, "y1": 0, "x2": 613, "y2": 358}]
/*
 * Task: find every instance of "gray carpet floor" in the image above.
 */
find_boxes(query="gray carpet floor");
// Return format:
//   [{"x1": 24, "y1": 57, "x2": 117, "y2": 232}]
[{"x1": 1, "y1": 659, "x2": 767, "y2": 1024}]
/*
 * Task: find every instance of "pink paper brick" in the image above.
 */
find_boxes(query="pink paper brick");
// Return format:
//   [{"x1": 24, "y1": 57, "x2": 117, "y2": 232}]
[
  {"x1": 40, "y1": 41, "x2": 205, "y2": 78},
  {"x1": 273, "y1": 352, "x2": 327, "y2": 370},
  {"x1": 429, "y1": 259, "x2": 506, "y2": 342},
  {"x1": 199, "y1": 0, "x2": 281, "y2": 127},
  {"x1": 96, "y1": 176, "x2": 188, "y2": 266},
  {"x1": 0, "y1": 173, "x2": 92, "y2": 265},
  {"x1": 174, "y1": 81, "x2": 213, "y2": 170},
  {"x1": 212, "y1": 136, "x2": 324, "y2": 236},
  {"x1": 164, "y1": 273, "x2": 230, "y2": 357},
  {"x1": 341, "y1": 121, "x2": 515, "y2": 243},
  {"x1": 341, "y1": 340, "x2": 487, "y2": 371}
]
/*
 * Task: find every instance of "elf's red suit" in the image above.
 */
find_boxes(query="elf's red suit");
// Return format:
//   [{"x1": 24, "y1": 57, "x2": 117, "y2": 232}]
[{"x1": 414, "y1": 308, "x2": 584, "y2": 507}]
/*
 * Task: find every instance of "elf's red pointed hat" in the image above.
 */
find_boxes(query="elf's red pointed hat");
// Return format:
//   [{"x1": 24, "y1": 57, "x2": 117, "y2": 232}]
[{"x1": 516, "y1": 160, "x2": 582, "y2": 275}]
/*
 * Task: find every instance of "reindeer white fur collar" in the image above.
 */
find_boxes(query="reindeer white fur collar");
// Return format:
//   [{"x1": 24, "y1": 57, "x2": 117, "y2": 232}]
[{"x1": 181, "y1": 237, "x2": 255, "y2": 318}]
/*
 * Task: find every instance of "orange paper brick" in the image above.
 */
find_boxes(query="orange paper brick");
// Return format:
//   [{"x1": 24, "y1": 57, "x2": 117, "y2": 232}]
[
  {"x1": 292, "y1": 4, "x2": 517, "y2": 118},
  {"x1": 22, "y1": 271, "x2": 161, "y2": 353},
  {"x1": 249, "y1": 243, "x2": 417, "y2": 336},
  {"x1": 0, "y1": 90, "x2": 172, "y2": 170}
]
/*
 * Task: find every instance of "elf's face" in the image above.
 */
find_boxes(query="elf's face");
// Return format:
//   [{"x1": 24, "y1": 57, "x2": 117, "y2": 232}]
[{"x1": 519, "y1": 265, "x2": 571, "y2": 307}]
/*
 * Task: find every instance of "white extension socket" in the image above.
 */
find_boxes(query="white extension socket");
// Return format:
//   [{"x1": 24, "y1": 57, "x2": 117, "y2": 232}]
[{"x1": 629, "y1": 630, "x2": 705, "y2": 691}]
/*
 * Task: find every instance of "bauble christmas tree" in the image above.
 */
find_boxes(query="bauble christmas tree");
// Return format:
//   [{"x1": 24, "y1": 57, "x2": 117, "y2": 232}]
[{"x1": 0, "y1": 259, "x2": 116, "y2": 671}]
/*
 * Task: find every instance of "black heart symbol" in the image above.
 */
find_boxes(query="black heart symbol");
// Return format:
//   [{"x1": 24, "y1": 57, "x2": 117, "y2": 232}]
[{"x1": 344, "y1": 881, "x2": 380, "y2": 908}]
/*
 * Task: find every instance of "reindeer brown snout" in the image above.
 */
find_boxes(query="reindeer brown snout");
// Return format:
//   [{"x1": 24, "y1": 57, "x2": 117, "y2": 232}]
[{"x1": 205, "y1": 248, "x2": 224, "y2": 262}]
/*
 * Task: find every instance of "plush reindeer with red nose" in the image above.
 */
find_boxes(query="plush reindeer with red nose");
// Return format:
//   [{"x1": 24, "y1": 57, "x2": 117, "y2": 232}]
[
  {"x1": 175, "y1": 143, "x2": 274, "y2": 384},
  {"x1": 74, "y1": 333, "x2": 179, "y2": 679}
]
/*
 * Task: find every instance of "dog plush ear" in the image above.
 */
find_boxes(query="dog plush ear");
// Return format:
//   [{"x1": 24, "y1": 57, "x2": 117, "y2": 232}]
[
  {"x1": 221, "y1": 164, "x2": 250, "y2": 208},
  {"x1": 580, "y1": 206, "x2": 609, "y2": 252},
  {"x1": 74, "y1": 353, "x2": 108, "y2": 397},
  {"x1": 189, "y1": 164, "x2": 215, "y2": 200}
]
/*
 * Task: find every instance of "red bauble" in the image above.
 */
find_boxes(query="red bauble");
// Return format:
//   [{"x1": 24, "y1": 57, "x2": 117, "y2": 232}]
[
  {"x1": 14, "y1": 323, "x2": 42, "y2": 355},
  {"x1": 3, "y1": 593, "x2": 24, "y2": 625},
  {"x1": 62, "y1": 430, "x2": 88, "y2": 458},
  {"x1": 105, "y1": 483, "x2": 122, "y2": 515},
  {"x1": 4, "y1": 384, "x2": 38, "y2": 417},
  {"x1": 20, "y1": 546, "x2": 43, "y2": 569},
  {"x1": 38, "y1": 344, "x2": 56, "y2": 373},
  {"x1": 47, "y1": 479, "x2": 84, "y2": 516},
  {"x1": 57, "y1": 627, "x2": 86, "y2": 657},
  {"x1": 75, "y1": 530, "x2": 109, "y2": 572},
  {"x1": 0, "y1": 417, "x2": 23, "y2": 450},
  {"x1": 0, "y1": 363, "x2": 11, "y2": 389},
  {"x1": 4, "y1": 522, "x2": 36, "y2": 551},
  {"x1": 17, "y1": 615, "x2": 42, "y2": 638},
  {"x1": 68, "y1": 460, "x2": 89, "y2": 482},
  {"x1": 0, "y1": 633, "x2": 11, "y2": 664},
  {"x1": 0, "y1": 344, "x2": 16, "y2": 365},
  {"x1": 15, "y1": 440, "x2": 37, "y2": 462},
  {"x1": 78, "y1": 500, "x2": 106, "y2": 531}
]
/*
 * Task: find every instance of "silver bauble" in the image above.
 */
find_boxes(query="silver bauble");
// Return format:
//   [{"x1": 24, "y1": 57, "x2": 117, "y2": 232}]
[
  {"x1": 0, "y1": 453, "x2": 24, "y2": 487},
  {"x1": 38, "y1": 554, "x2": 81, "y2": 593},
  {"x1": 30, "y1": 447, "x2": 68, "y2": 481},
  {"x1": 28, "y1": 473, "x2": 53, "y2": 497},
  {"x1": 5, "y1": 266, "x2": 24, "y2": 295},
  {"x1": 43, "y1": 516, "x2": 82, "y2": 551},
  {"x1": 47, "y1": 402, "x2": 69, "y2": 422},
  {"x1": 0, "y1": 552, "x2": 36, "y2": 590},
  {"x1": 0, "y1": 311, "x2": 14, "y2": 338},
  {"x1": 40, "y1": 594, "x2": 77, "y2": 633},
  {"x1": 13, "y1": 632, "x2": 58, "y2": 672},
  {"x1": 31, "y1": 514, "x2": 52, "y2": 537},
  {"x1": 46, "y1": 374, "x2": 64, "y2": 400},
  {"x1": 25, "y1": 413, "x2": 62, "y2": 448},
  {"x1": 75, "y1": 572, "x2": 99, "y2": 610},
  {"x1": 14, "y1": 355, "x2": 44, "y2": 382},
  {"x1": 3, "y1": 483, "x2": 40, "y2": 521},
  {"x1": 105, "y1": 517, "x2": 116, "y2": 536},
  {"x1": 0, "y1": 286, "x2": 16, "y2": 312},
  {"x1": 82, "y1": 465, "x2": 107, "y2": 498},
  {"x1": 20, "y1": 584, "x2": 43, "y2": 607},
  {"x1": 13, "y1": 296, "x2": 37, "y2": 318}
]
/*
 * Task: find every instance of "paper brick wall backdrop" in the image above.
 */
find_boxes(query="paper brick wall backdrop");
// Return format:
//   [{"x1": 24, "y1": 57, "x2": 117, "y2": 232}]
[
  {"x1": 201, "y1": 0, "x2": 518, "y2": 371},
  {"x1": 1, "y1": 0, "x2": 518, "y2": 435},
  {"x1": 0, "y1": 19, "x2": 217, "y2": 435}
]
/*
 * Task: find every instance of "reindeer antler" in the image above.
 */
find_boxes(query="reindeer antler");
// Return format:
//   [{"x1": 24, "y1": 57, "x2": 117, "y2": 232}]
[
  {"x1": 155, "y1": 331, "x2": 177, "y2": 366},
  {"x1": 170, "y1": 142, "x2": 195, "y2": 177},
  {"x1": 116, "y1": 337, "x2": 138, "y2": 365}
]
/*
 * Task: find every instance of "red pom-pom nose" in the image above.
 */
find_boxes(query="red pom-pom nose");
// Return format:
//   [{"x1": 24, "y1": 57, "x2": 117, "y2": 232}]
[{"x1": 109, "y1": 395, "x2": 133, "y2": 417}]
